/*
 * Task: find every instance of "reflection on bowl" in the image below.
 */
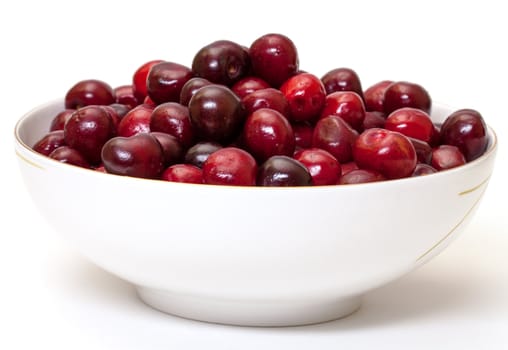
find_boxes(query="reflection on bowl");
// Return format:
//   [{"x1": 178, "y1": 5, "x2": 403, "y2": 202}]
[{"x1": 14, "y1": 100, "x2": 497, "y2": 326}]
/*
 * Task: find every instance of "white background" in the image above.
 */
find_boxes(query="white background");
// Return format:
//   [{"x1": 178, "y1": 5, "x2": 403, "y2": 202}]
[{"x1": 1, "y1": 1, "x2": 507, "y2": 349}]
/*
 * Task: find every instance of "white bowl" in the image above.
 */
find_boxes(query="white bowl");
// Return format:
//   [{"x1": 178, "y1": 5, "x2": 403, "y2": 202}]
[{"x1": 14, "y1": 100, "x2": 498, "y2": 326}]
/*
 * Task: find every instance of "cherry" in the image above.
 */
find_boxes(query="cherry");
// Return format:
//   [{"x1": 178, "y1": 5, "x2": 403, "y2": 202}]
[
  {"x1": 242, "y1": 108, "x2": 295, "y2": 162},
  {"x1": 117, "y1": 104, "x2": 153, "y2": 137},
  {"x1": 257, "y1": 155, "x2": 312, "y2": 187},
  {"x1": 33, "y1": 130, "x2": 66, "y2": 156},
  {"x1": 320, "y1": 91, "x2": 366, "y2": 132},
  {"x1": 294, "y1": 148, "x2": 341, "y2": 186},
  {"x1": 280, "y1": 73, "x2": 326, "y2": 123},
  {"x1": 409, "y1": 137, "x2": 433, "y2": 164},
  {"x1": 242, "y1": 88, "x2": 290, "y2": 117},
  {"x1": 363, "y1": 80, "x2": 393, "y2": 112},
  {"x1": 249, "y1": 33, "x2": 299, "y2": 87},
  {"x1": 431, "y1": 145, "x2": 466, "y2": 171},
  {"x1": 321, "y1": 68, "x2": 363, "y2": 98},
  {"x1": 202, "y1": 147, "x2": 257, "y2": 186},
  {"x1": 101, "y1": 133, "x2": 164, "y2": 179},
  {"x1": 150, "y1": 102, "x2": 194, "y2": 148},
  {"x1": 340, "y1": 161, "x2": 359, "y2": 176},
  {"x1": 107, "y1": 103, "x2": 131, "y2": 119},
  {"x1": 312, "y1": 115, "x2": 358, "y2": 163},
  {"x1": 412, "y1": 163, "x2": 438, "y2": 176},
  {"x1": 64, "y1": 105, "x2": 115, "y2": 164},
  {"x1": 65, "y1": 79, "x2": 115, "y2": 109},
  {"x1": 188, "y1": 84, "x2": 246, "y2": 144},
  {"x1": 184, "y1": 141, "x2": 223, "y2": 168},
  {"x1": 146, "y1": 61, "x2": 194, "y2": 104},
  {"x1": 179, "y1": 77, "x2": 212, "y2": 106},
  {"x1": 383, "y1": 81, "x2": 431, "y2": 115},
  {"x1": 132, "y1": 59, "x2": 164, "y2": 102},
  {"x1": 353, "y1": 128, "x2": 417, "y2": 179},
  {"x1": 113, "y1": 85, "x2": 138, "y2": 109},
  {"x1": 363, "y1": 111, "x2": 386, "y2": 130},
  {"x1": 385, "y1": 107, "x2": 434, "y2": 143},
  {"x1": 161, "y1": 164, "x2": 203, "y2": 184},
  {"x1": 150, "y1": 132, "x2": 184, "y2": 167},
  {"x1": 192, "y1": 40, "x2": 250, "y2": 86},
  {"x1": 48, "y1": 146, "x2": 90, "y2": 168},
  {"x1": 440, "y1": 109, "x2": 488, "y2": 161},
  {"x1": 339, "y1": 169, "x2": 385, "y2": 184},
  {"x1": 231, "y1": 76, "x2": 270, "y2": 98},
  {"x1": 293, "y1": 122, "x2": 314, "y2": 150},
  {"x1": 49, "y1": 109, "x2": 74, "y2": 131}
]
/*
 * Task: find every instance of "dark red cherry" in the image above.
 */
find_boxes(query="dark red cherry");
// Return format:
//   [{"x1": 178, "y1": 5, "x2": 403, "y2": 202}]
[
  {"x1": 202, "y1": 147, "x2": 257, "y2": 186},
  {"x1": 257, "y1": 155, "x2": 312, "y2": 187},
  {"x1": 33, "y1": 130, "x2": 66, "y2": 156},
  {"x1": 409, "y1": 137, "x2": 433, "y2": 164},
  {"x1": 132, "y1": 59, "x2": 164, "y2": 102},
  {"x1": 150, "y1": 102, "x2": 194, "y2": 148},
  {"x1": 150, "y1": 132, "x2": 184, "y2": 167},
  {"x1": 65, "y1": 79, "x2": 115, "y2": 109},
  {"x1": 431, "y1": 145, "x2": 466, "y2": 170},
  {"x1": 49, "y1": 109, "x2": 74, "y2": 131},
  {"x1": 353, "y1": 128, "x2": 417, "y2": 179},
  {"x1": 48, "y1": 146, "x2": 90, "y2": 168},
  {"x1": 363, "y1": 80, "x2": 393, "y2": 112},
  {"x1": 321, "y1": 68, "x2": 363, "y2": 98},
  {"x1": 117, "y1": 104, "x2": 153, "y2": 137},
  {"x1": 412, "y1": 163, "x2": 438, "y2": 176},
  {"x1": 192, "y1": 40, "x2": 250, "y2": 86},
  {"x1": 294, "y1": 148, "x2": 341, "y2": 186},
  {"x1": 242, "y1": 88, "x2": 290, "y2": 117},
  {"x1": 339, "y1": 169, "x2": 385, "y2": 184},
  {"x1": 312, "y1": 115, "x2": 358, "y2": 163},
  {"x1": 440, "y1": 109, "x2": 488, "y2": 161},
  {"x1": 320, "y1": 91, "x2": 366, "y2": 132},
  {"x1": 184, "y1": 141, "x2": 223, "y2": 168},
  {"x1": 146, "y1": 61, "x2": 194, "y2": 104},
  {"x1": 101, "y1": 133, "x2": 164, "y2": 179},
  {"x1": 363, "y1": 111, "x2": 386, "y2": 130},
  {"x1": 114, "y1": 85, "x2": 138, "y2": 108},
  {"x1": 280, "y1": 73, "x2": 326, "y2": 123},
  {"x1": 249, "y1": 33, "x2": 299, "y2": 87},
  {"x1": 383, "y1": 81, "x2": 431, "y2": 115},
  {"x1": 292, "y1": 122, "x2": 314, "y2": 150},
  {"x1": 179, "y1": 77, "x2": 212, "y2": 106},
  {"x1": 231, "y1": 76, "x2": 271, "y2": 98},
  {"x1": 64, "y1": 105, "x2": 115, "y2": 164},
  {"x1": 161, "y1": 164, "x2": 203, "y2": 184}
]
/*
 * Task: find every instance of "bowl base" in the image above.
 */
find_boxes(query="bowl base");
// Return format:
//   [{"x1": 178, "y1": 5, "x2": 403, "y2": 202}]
[{"x1": 136, "y1": 286, "x2": 361, "y2": 326}]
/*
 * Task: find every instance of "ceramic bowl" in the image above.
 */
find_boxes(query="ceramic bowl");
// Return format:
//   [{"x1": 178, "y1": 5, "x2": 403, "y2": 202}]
[{"x1": 14, "y1": 100, "x2": 497, "y2": 326}]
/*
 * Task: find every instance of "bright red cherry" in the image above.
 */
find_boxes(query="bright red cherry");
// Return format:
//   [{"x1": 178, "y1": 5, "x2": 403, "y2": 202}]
[
  {"x1": 242, "y1": 88, "x2": 290, "y2": 117},
  {"x1": 161, "y1": 164, "x2": 203, "y2": 184},
  {"x1": 202, "y1": 147, "x2": 257, "y2": 186},
  {"x1": 117, "y1": 104, "x2": 153, "y2": 137},
  {"x1": 294, "y1": 148, "x2": 341, "y2": 186},
  {"x1": 231, "y1": 76, "x2": 271, "y2": 98},
  {"x1": 319, "y1": 91, "x2": 366, "y2": 132},
  {"x1": 385, "y1": 107, "x2": 434, "y2": 143},
  {"x1": 280, "y1": 73, "x2": 326, "y2": 123}
]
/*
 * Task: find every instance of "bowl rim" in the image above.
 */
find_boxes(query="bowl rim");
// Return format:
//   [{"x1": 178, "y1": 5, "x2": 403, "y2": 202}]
[{"x1": 13, "y1": 98, "x2": 498, "y2": 192}]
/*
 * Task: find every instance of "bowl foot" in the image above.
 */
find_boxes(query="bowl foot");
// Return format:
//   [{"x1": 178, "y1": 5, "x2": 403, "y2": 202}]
[{"x1": 136, "y1": 286, "x2": 361, "y2": 326}]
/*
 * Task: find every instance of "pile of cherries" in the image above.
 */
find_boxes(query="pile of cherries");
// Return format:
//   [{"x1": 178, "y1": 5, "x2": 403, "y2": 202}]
[{"x1": 33, "y1": 33, "x2": 489, "y2": 186}]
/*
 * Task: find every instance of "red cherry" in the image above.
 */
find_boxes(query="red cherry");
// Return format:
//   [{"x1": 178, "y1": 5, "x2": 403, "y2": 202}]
[
  {"x1": 161, "y1": 164, "x2": 203, "y2": 184},
  {"x1": 114, "y1": 85, "x2": 139, "y2": 109},
  {"x1": 65, "y1": 79, "x2": 115, "y2": 109},
  {"x1": 363, "y1": 111, "x2": 386, "y2": 130},
  {"x1": 292, "y1": 122, "x2": 314, "y2": 150},
  {"x1": 202, "y1": 147, "x2": 257, "y2": 186},
  {"x1": 49, "y1": 109, "x2": 74, "y2": 131},
  {"x1": 363, "y1": 80, "x2": 393, "y2": 112},
  {"x1": 150, "y1": 102, "x2": 194, "y2": 148},
  {"x1": 33, "y1": 130, "x2": 66, "y2": 156},
  {"x1": 242, "y1": 88, "x2": 290, "y2": 117},
  {"x1": 146, "y1": 61, "x2": 194, "y2": 105},
  {"x1": 48, "y1": 146, "x2": 90, "y2": 168},
  {"x1": 117, "y1": 104, "x2": 153, "y2": 137},
  {"x1": 294, "y1": 148, "x2": 341, "y2": 186},
  {"x1": 383, "y1": 81, "x2": 431, "y2": 115},
  {"x1": 132, "y1": 59, "x2": 164, "y2": 102},
  {"x1": 319, "y1": 91, "x2": 366, "y2": 132},
  {"x1": 312, "y1": 115, "x2": 358, "y2": 163},
  {"x1": 431, "y1": 145, "x2": 466, "y2": 170},
  {"x1": 321, "y1": 67, "x2": 363, "y2": 98},
  {"x1": 385, "y1": 107, "x2": 434, "y2": 143},
  {"x1": 412, "y1": 163, "x2": 438, "y2": 176},
  {"x1": 339, "y1": 169, "x2": 385, "y2": 184},
  {"x1": 280, "y1": 73, "x2": 326, "y2": 123},
  {"x1": 231, "y1": 76, "x2": 271, "y2": 98},
  {"x1": 353, "y1": 128, "x2": 417, "y2": 179}
]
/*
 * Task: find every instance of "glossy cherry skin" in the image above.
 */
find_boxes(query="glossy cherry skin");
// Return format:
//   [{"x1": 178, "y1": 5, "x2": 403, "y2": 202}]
[
  {"x1": 179, "y1": 77, "x2": 212, "y2": 106},
  {"x1": 363, "y1": 80, "x2": 393, "y2": 112},
  {"x1": 319, "y1": 91, "x2": 366, "y2": 132},
  {"x1": 146, "y1": 61, "x2": 194, "y2": 104},
  {"x1": 249, "y1": 33, "x2": 299, "y2": 87},
  {"x1": 409, "y1": 137, "x2": 433, "y2": 164},
  {"x1": 150, "y1": 132, "x2": 184, "y2": 167},
  {"x1": 294, "y1": 148, "x2": 341, "y2": 186},
  {"x1": 385, "y1": 107, "x2": 434, "y2": 143},
  {"x1": 184, "y1": 141, "x2": 223, "y2": 168},
  {"x1": 114, "y1": 85, "x2": 138, "y2": 109},
  {"x1": 412, "y1": 163, "x2": 438, "y2": 176},
  {"x1": 339, "y1": 169, "x2": 385, "y2": 184},
  {"x1": 192, "y1": 40, "x2": 250, "y2": 86},
  {"x1": 353, "y1": 128, "x2": 417, "y2": 179},
  {"x1": 48, "y1": 146, "x2": 90, "y2": 168},
  {"x1": 312, "y1": 115, "x2": 358, "y2": 163},
  {"x1": 242, "y1": 108, "x2": 295, "y2": 162},
  {"x1": 292, "y1": 122, "x2": 314, "y2": 150},
  {"x1": 33, "y1": 130, "x2": 66, "y2": 156},
  {"x1": 431, "y1": 145, "x2": 466, "y2": 171},
  {"x1": 440, "y1": 109, "x2": 488, "y2": 161},
  {"x1": 117, "y1": 104, "x2": 153, "y2": 137},
  {"x1": 161, "y1": 164, "x2": 203, "y2": 184},
  {"x1": 150, "y1": 102, "x2": 194, "y2": 148},
  {"x1": 64, "y1": 105, "x2": 115, "y2": 164},
  {"x1": 65, "y1": 79, "x2": 115, "y2": 109},
  {"x1": 383, "y1": 81, "x2": 431, "y2": 115},
  {"x1": 257, "y1": 155, "x2": 312, "y2": 187},
  {"x1": 242, "y1": 88, "x2": 290, "y2": 117},
  {"x1": 321, "y1": 68, "x2": 363, "y2": 98},
  {"x1": 49, "y1": 109, "x2": 74, "y2": 131},
  {"x1": 188, "y1": 84, "x2": 246, "y2": 143},
  {"x1": 280, "y1": 73, "x2": 326, "y2": 123},
  {"x1": 132, "y1": 59, "x2": 164, "y2": 102},
  {"x1": 202, "y1": 147, "x2": 257, "y2": 186},
  {"x1": 101, "y1": 133, "x2": 164, "y2": 179},
  {"x1": 231, "y1": 76, "x2": 271, "y2": 98}
]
